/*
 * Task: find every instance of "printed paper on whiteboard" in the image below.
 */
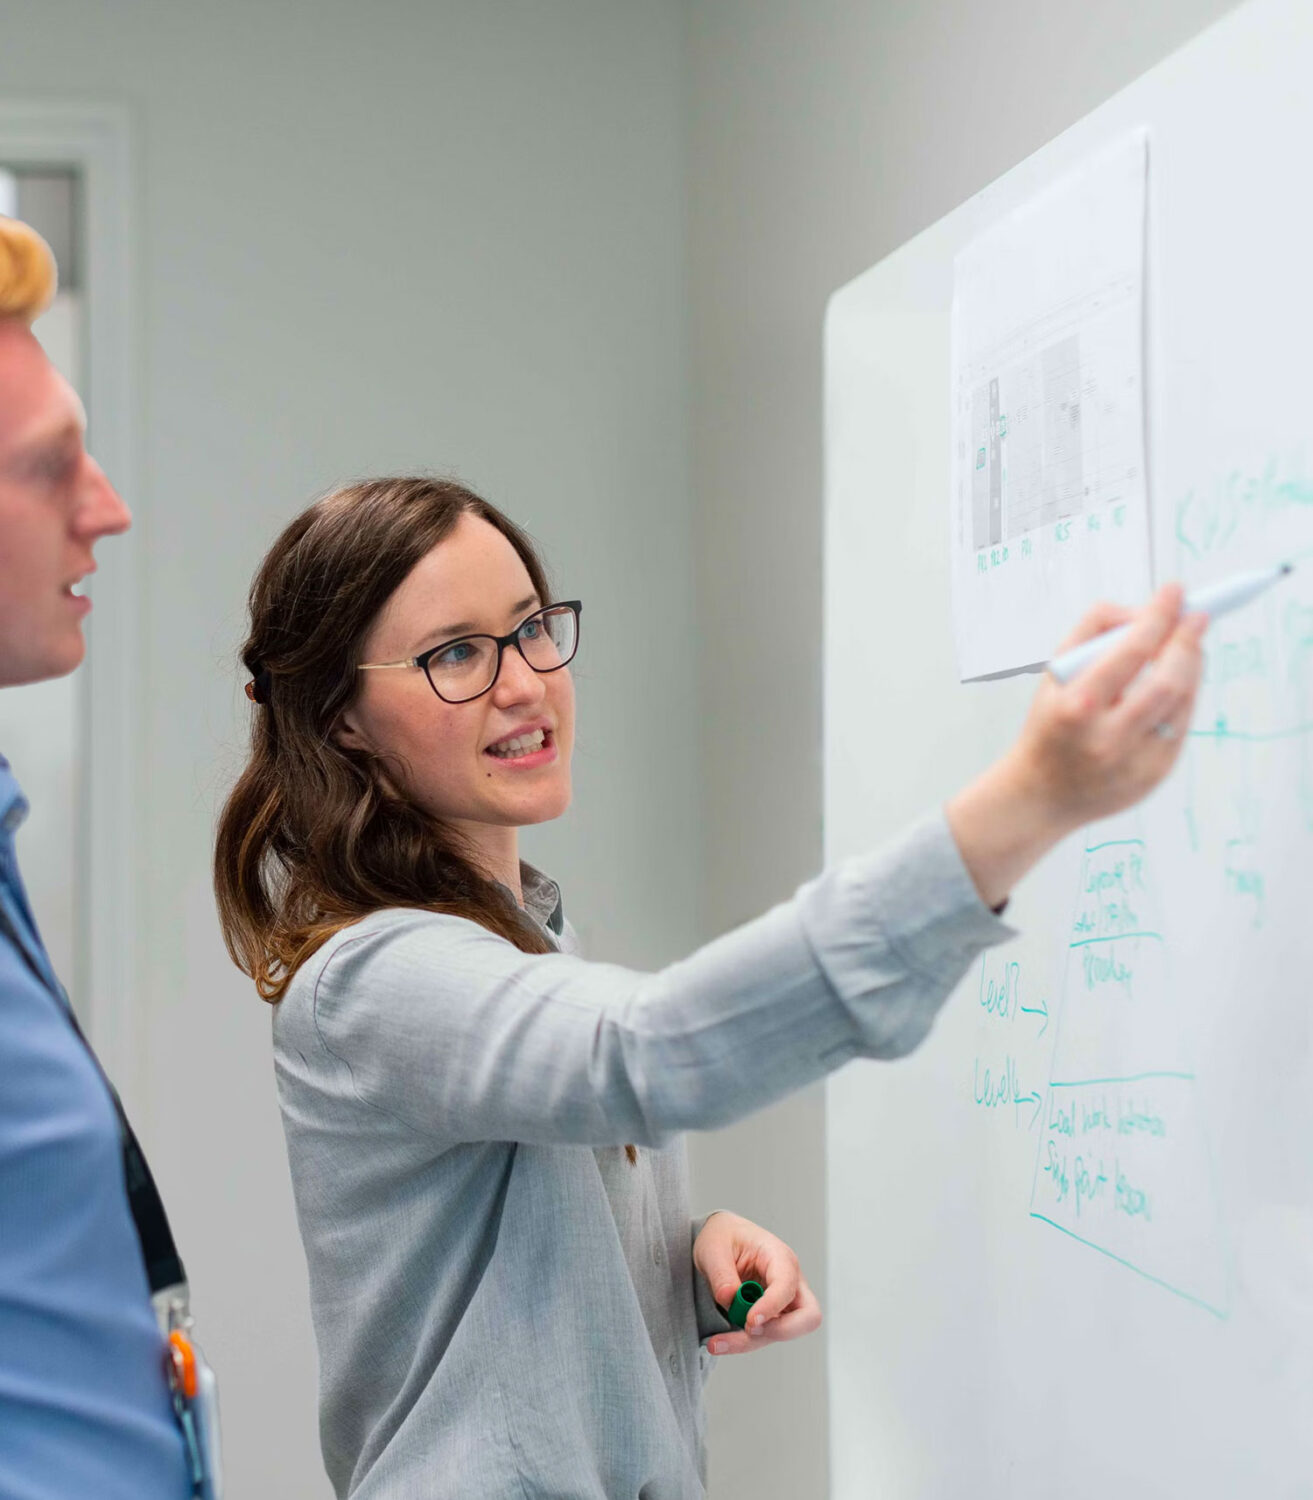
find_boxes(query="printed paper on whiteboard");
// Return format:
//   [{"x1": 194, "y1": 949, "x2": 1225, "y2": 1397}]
[{"x1": 951, "y1": 130, "x2": 1151, "y2": 681}]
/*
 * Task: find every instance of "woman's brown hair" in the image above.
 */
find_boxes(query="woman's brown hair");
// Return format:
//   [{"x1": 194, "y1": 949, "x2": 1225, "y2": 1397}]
[{"x1": 214, "y1": 476, "x2": 560, "y2": 1003}]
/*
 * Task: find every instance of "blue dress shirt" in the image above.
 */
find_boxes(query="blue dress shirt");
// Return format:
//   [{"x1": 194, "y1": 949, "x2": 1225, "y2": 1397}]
[{"x1": 0, "y1": 754, "x2": 189, "y2": 1498}]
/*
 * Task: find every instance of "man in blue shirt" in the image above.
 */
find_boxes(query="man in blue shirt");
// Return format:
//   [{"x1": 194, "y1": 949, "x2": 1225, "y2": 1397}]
[{"x1": 0, "y1": 215, "x2": 191, "y2": 1495}]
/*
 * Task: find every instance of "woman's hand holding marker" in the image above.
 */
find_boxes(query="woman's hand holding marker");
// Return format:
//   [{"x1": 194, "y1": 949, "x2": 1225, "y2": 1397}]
[
  {"x1": 693, "y1": 1211, "x2": 822, "y2": 1357},
  {"x1": 947, "y1": 583, "x2": 1207, "y2": 910}
]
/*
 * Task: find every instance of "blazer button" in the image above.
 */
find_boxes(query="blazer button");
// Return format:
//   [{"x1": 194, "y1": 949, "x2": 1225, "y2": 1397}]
[
  {"x1": 668, "y1": 1350, "x2": 680, "y2": 1376},
  {"x1": 652, "y1": 1244, "x2": 664, "y2": 1268}
]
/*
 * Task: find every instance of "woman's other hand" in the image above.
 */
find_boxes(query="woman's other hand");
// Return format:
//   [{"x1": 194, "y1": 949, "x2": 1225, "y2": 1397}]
[
  {"x1": 692, "y1": 1211, "x2": 822, "y2": 1356},
  {"x1": 947, "y1": 583, "x2": 1207, "y2": 909}
]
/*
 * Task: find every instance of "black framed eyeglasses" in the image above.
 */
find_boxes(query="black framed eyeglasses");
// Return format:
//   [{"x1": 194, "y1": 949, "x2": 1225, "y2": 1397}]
[{"x1": 357, "y1": 600, "x2": 582, "y2": 704}]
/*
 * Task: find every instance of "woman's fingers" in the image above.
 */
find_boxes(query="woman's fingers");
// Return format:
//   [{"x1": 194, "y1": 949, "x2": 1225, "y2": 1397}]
[
  {"x1": 772, "y1": 1275, "x2": 822, "y2": 1339},
  {"x1": 1052, "y1": 598, "x2": 1136, "y2": 655},
  {"x1": 707, "y1": 1277, "x2": 822, "y2": 1356},
  {"x1": 1073, "y1": 583, "x2": 1185, "y2": 710},
  {"x1": 1111, "y1": 612, "x2": 1207, "y2": 739},
  {"x1": 742, "y1": 1243, "x2": 802, "y2": 1332},
  {"x1": 691, "y1": 1213, "x2": 797, "y2": 1324},
  {"x1": 691, "y1": 1213, "x2": 822, "y2": 1356}
]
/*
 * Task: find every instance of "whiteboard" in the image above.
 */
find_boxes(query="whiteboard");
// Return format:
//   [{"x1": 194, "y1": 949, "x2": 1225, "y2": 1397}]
[{"x1": 823, "y1": 2, "x2": 1313, "y2": 1495}]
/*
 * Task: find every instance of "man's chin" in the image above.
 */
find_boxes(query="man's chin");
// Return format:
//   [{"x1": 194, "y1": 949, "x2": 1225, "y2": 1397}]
[{"x1": 0, "y1": 634, "x2": 86, "y2": 688}]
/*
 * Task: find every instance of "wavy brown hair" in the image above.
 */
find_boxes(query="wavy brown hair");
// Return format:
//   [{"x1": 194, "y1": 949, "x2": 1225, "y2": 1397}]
[{"x1": 214, "y1": 476, "x2": 559, "y2": 1003}]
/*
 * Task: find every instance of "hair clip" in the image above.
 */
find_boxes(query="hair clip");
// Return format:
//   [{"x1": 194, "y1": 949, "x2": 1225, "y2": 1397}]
[{"x1": 245, "y1": 667, "x2": 272, "y2": 704}]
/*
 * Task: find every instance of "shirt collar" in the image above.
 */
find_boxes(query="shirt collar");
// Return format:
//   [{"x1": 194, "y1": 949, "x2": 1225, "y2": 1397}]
[
  {"x1": 518, "y1": 861, "x2": 565, "y2": 937},
  {"x1": 0, "y1": 755, "x2": 28, "y2": 838}
]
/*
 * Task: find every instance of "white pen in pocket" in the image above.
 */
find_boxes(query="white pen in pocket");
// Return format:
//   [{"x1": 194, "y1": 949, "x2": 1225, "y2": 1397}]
[{"x1": 1046, "y1": 564, "x2": 1295, "y2": 684}]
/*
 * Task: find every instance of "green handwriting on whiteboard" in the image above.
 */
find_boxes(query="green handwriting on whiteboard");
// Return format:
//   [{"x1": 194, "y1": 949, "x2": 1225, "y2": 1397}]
[
  {"x1": 1174, "y1": 456, "x2": 1313, "y2": 564},
  {"x1": 1027, "y1": 836, "x2": 1229, "y2": 1320}
]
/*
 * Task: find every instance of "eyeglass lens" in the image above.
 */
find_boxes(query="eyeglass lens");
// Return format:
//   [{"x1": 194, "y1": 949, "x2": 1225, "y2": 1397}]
[{"x1": 425, "y1": 605, "x2": 578, "y2": 703}]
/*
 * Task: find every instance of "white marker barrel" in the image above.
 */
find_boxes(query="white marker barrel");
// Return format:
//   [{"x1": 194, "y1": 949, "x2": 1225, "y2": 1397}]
[{"x1": 1047, "y1": 565, "x2": 1292, "y2": 684}]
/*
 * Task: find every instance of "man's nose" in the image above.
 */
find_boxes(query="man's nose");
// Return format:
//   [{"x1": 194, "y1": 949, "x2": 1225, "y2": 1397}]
[{"x1": 75, "y1": 455, "x2": 131, "y2": 539}]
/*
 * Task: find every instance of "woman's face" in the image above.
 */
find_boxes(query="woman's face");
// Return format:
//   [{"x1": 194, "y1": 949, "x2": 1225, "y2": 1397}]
[{"x1": 337, "y1": 512, "x2": 575, "y2": 844}]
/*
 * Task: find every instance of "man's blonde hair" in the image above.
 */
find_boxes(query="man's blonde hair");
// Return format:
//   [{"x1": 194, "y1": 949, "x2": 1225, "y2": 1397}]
[{"x1": 0, "y1": 215, "x2": 57, "y2": 324}]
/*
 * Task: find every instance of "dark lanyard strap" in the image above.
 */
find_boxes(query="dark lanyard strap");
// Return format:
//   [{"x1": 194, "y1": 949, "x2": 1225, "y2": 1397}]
[{"x1": 0, "y1": 900, "x2": 186, "y2": 1294}]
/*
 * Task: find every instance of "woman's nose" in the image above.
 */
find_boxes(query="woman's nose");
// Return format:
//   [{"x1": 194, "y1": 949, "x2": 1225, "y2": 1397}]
[{"x1": 492, "y1": 643, "x2": 546, "y2": 705}]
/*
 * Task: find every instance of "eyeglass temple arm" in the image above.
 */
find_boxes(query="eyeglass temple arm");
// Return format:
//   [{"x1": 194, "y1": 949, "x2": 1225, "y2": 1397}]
[{"x1": 356, "y1": 660, "x2": 419, "y2": 671}]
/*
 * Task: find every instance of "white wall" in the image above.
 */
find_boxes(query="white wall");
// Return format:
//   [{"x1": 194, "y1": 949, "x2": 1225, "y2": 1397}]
[
  {"x1": 683, "y1": 2, "x2": 1239, "y2": 1495},
  {"x1": 0, "y1": 4, "x2": 694, "y2": 1493}
]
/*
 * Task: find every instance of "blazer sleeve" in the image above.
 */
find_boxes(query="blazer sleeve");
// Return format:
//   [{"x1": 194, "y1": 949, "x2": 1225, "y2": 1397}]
[{"x1": 308, "y1": 810, "x2": 1015, "y2": 1148}]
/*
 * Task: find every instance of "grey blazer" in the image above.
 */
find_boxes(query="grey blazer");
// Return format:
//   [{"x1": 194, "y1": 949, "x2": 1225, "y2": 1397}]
[{"x1": 273, "y1": 812, "x2": 1012, "y2": 1498}]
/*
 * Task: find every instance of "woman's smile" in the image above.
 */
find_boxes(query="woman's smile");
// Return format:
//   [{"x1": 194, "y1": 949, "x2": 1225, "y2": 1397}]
[{"x1": 484, "y1": 721, "x2": 557, "y2": 766}]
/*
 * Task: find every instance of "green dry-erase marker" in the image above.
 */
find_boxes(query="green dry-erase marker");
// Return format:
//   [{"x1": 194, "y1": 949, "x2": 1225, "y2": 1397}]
[{"x1": 723, "y1": 1280, "x2": 764, "y2": 1330}]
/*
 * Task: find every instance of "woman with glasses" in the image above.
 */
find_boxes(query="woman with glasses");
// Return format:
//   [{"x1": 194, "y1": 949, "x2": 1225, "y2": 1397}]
[{"x1": 214, "y1": 475, "x2": 1203, "y2": 1500}]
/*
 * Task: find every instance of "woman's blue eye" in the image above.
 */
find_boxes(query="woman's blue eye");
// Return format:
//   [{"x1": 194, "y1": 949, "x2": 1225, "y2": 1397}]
[
  {"x1": 436, "y1": 641, "x2": 475, "y2": 667},
  {"x1": 520, "y1": 619, "x2": 543, "y2": 641}
]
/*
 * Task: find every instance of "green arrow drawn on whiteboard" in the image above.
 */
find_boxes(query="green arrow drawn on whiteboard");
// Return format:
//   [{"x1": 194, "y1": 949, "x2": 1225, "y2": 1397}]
[
  {"x1": 1017, "y1": 1091, "x2": 1044, "y2": 1131},
  {"x1": 1019, "y1": 995, "x2": 1049, "y2": 1037}
]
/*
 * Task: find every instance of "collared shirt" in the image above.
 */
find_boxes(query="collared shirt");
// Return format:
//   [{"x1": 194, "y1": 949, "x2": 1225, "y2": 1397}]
[
  {"x1": 274, "y1": 814, "x2": 1014, "y2": 1499},
  {"x1": 0, "y1": 755, "x2": 189, "y2": 1499}
]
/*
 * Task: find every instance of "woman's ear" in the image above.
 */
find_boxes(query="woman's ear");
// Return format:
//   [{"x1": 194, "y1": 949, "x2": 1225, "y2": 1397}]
[
  {"x1": 332, "y1": 707, "x2": 370, "y2": 753},
  {"x1": 334, "y1": 711, "x2": 404, "y2": 801}
]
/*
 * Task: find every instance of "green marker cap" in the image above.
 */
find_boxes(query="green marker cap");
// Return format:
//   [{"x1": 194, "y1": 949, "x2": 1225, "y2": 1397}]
[{"x1": 724, "y1": 1280, "x2": 764, "y2": 1330}]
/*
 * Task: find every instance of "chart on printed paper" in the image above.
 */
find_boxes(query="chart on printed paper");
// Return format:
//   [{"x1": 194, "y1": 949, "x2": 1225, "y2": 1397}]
[{"x1": 951, "y1": 130, "x2": 1152, "y2": 680}]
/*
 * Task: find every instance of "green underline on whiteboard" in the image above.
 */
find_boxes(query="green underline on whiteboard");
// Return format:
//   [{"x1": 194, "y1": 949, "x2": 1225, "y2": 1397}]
[
  {"x1": 1188, "y1": 718, "x2": 1313, "y2": 743},
  {"x1": 1068, "y1": 930, "x2": 1163, "y2": 948},
  {"x1": 1047, "y1": 1070, "x2": 1195, "y2": 1088},
  {"x1": 1083, "y1": 838, "x2": 1146, "y2": 854},
  {"x1": 1029, "y1": 1212, "x2": 1228, "y2": 1319}
]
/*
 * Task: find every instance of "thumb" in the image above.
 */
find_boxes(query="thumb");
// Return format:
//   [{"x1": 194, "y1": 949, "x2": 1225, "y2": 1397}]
[
  {"x1": 704, "y1": 1256, "x2": 743, "y2": 1310},
  {"x1": 693, "y1": 1206, "x2": 744, "y2": 1302},
  {"x1": 694, "y1": 1242, "x2": 743, "y2": 1310}
]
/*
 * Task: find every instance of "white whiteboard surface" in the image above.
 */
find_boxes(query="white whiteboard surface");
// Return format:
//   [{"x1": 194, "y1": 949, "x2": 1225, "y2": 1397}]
[{"x1": 823, "y1": 2, "x2": 1313, "y2": 1495}]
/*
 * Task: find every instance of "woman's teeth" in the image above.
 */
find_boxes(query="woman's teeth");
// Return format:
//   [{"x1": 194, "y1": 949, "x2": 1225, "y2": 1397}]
[{"x1": 487, "y1": 728, "x2": 547, "y2": 760}]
